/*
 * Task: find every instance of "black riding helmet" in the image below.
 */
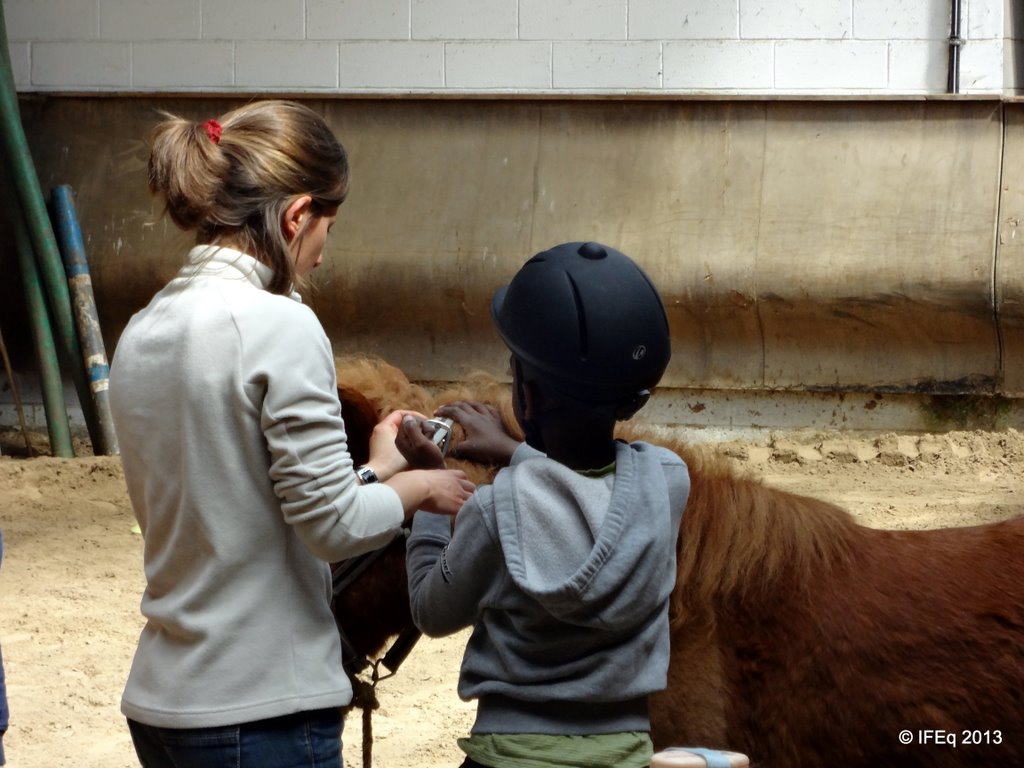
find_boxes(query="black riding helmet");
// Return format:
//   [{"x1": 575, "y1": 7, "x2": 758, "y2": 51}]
[{"x1": 491, "y1": 241, "x2": 671, "y2": 410}]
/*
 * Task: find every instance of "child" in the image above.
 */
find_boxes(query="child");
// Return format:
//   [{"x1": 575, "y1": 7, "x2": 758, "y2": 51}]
[
  {"x1": 109, "y1": 100, "x2": 473, "y2": 768},
  {"x1": 404, "y1": 241, "x2": 691, "y2": 768}
]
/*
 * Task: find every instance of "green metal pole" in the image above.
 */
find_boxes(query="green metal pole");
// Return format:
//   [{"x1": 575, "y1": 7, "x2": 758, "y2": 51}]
[
  {"x1": 0, "y1": 4, "x2": 100, "y2": 453},
  {"x1": 9, "y1": 192, "x2": 75, "y2": 458}
]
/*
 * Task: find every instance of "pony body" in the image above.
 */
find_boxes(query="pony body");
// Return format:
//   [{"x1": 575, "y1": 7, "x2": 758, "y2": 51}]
[
  {"x1": 646, "y1": 438, "x2": 1024, "y2": 767},
  {"x1": 332, "y1": 355, "x2": 1024, "y2": 768}
]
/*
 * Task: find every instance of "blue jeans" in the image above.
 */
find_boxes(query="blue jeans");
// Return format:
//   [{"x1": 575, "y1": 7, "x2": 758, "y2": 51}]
[{"x1": 128, "y1": 708, "x2": 342, "y2": 768}]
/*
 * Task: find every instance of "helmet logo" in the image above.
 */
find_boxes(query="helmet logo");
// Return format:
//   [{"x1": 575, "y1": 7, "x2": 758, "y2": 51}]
[{"x1": 632, "y1": 345, "x2": 647, "y2": 361}]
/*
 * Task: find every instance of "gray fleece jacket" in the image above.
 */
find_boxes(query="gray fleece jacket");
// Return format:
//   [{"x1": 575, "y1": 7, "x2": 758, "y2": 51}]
[
  {"x1": 110, "y1": 246, "x2": 405, "y2": 729},
  {"x1": 407, "y1": 439, "x2": 689, "y2": 735}
]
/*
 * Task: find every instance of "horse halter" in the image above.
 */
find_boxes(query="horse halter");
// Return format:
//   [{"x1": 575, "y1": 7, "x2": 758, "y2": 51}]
[
  {"x1": 330, "y1": 529, "x2": 422, "y2": 679},
  {"x1": 331, "y1": 418, "x2": 452, "y2": 679}
]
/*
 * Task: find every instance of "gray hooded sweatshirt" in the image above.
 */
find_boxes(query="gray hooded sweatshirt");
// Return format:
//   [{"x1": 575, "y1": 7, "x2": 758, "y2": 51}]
[{"x1": 407, "y1": 439, "x2": 689, "y2": 736}]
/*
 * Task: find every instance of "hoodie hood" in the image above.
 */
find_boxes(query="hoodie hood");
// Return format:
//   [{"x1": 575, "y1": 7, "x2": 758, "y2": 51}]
[{"x1": 492, "y1": 440, "x2": 676, "y2": 630}]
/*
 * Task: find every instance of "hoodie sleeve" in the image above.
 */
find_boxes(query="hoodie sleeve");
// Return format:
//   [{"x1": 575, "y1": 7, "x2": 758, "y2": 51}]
[{"x1": 407, "y1": 494, "x2": 502, "y2": 638}]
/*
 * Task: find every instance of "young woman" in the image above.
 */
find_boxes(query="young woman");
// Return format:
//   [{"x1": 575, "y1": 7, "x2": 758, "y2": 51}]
[{"x1": 109, "y1": 100, "x2": 474, "y2": 768}]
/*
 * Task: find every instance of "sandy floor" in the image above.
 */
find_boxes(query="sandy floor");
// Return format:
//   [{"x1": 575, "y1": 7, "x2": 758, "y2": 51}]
[{"x1": 1, "y1": 426, "x2": 1023, "y2": 768}]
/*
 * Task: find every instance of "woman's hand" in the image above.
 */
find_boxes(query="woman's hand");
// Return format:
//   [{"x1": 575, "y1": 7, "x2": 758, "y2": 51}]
[
  {"x1": 368, "y1": 410, "x2": 474, "y2": 518},
  {"x1": 366, "y1": 409, "x2": 428, "y2": 481},
  {"x1": 436, "y1": 401, "x2": 520, "y2": 467},
  {"x1": 416, "y1": 468, "x2": 475, "y2": 516},
  {"x1": 385, "y1": 468, "x2": 475, "y2": 518}
]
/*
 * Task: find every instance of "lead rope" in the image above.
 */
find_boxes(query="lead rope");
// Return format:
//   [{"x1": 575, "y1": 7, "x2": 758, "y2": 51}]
[
  {"x1": 354, "y1": 657, "x2": 405, "y2": 768},
  {"x1": 350, "y1": 666, "x2": 379, "y2": 768},
  {"x1": 360, "y1": 681, "x2": 375, "y2": 768},
  {"x1": 333, "y1": 530, "x2": 422, "y2": 768},
  {"x1": 352, "y1": 422, "x2": 452, "y2": 766}
]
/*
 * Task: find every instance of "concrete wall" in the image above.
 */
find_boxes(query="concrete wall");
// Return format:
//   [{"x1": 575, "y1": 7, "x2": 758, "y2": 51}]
[
  {"x1": 2, "y1": 0, "x2": 1018, "y2": 96},
  {"x1": 3, "y1": 97, "x2": 1024, "y2": 409}
]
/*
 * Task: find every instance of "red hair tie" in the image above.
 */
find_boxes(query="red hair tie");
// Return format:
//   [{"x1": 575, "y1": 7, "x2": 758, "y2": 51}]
[{"x1": 203, "y1": 119, "x2": 222, "y2": 145}]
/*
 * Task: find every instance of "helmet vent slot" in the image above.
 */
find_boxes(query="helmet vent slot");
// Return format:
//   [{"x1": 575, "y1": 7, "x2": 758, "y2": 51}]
[{"x1": 566, "y1": 272, "x2": 588, "y2": 361}]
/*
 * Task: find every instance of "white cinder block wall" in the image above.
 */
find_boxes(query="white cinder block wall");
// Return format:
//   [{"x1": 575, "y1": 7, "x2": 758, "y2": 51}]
[{"x1": 1, "y1": 0, "x2": 1016, "y2": 95}]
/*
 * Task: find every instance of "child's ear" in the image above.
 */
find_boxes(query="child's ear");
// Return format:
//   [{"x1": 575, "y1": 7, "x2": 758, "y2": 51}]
[
  {"x1": 282, "y1": 195, "x2": 313, "y2": 241},
  {"x1": 520, "y1": 379, "x2": 545, "y2": 422}
]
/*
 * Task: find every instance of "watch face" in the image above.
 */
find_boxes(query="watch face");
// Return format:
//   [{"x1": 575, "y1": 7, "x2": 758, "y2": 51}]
[{"x1": 357, "y1": 466, "x2": 378, "y2": 484}]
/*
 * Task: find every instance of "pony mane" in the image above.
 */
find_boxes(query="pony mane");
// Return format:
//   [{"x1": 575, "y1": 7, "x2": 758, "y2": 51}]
[
  {"x1": 335, "y1": 355, "x2": 435, "y2": 416},
  {"x1": 622, "y1": 426, "x2": 862, "y2": 626}
]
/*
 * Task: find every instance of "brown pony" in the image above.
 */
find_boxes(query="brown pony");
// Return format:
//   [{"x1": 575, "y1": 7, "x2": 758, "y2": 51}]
[
  {"x1": 331, "y1": 355, "x2": 1024, "y2": 768},
  {"x1": 330, "y1": 358, "x2": 503, "y2": 671}
]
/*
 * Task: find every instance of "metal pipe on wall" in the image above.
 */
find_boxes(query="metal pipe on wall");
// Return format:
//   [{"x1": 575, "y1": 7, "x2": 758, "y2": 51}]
[
  {"x1": 0, "y1": 5, "x2": 72, "y2": 457},
  {"x1": 9, "y1": 195, "x2": 74, "y2": 458},
  {"x1": 0, "y1": 4, "x2": 101, "y2": 453},
  {"x1": 948, "y1": 0, "x2": 963, "y2": 94}
]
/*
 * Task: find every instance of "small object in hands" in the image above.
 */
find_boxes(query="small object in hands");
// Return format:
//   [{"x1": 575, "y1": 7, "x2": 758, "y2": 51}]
[
  {"x1": 425, "y1": 417, "x2": 454, "y2": 457},
  {"x1": 355, "y1": 465, "x2": 379, "y2": 484}
]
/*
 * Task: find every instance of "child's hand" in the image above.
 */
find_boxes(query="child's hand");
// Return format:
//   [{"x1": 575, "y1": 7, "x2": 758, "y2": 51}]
[
  {"x1": 367, "y1": 409, "x2": 427, "y2": 479},
  {"x1": 435, "y1": 401, "x2": 520, "y2": 467},
  {"x1": 397, "y1": 415, "x2": 446, "y2": 470}
]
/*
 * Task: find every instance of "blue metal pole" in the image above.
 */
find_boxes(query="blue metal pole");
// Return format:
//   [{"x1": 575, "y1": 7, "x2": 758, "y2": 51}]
[{"x1": 50, "y1": 185, "x2": 119, "y2": 455}]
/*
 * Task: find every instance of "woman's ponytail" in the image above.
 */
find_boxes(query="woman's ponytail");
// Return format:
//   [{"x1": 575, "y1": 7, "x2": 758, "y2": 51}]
[{"x1": 147, "y1": 114, "x2": 228, "y2": 233}]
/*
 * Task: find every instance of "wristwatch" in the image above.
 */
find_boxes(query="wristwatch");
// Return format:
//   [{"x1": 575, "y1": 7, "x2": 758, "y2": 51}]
[{"x1": 355, "y1": 465, "x2": 379, "y2": 485}]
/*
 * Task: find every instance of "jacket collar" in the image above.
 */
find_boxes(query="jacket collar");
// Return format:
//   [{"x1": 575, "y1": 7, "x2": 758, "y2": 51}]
[{"x1": 186, "y1": 245, "x2": 301, "y2": 302}]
